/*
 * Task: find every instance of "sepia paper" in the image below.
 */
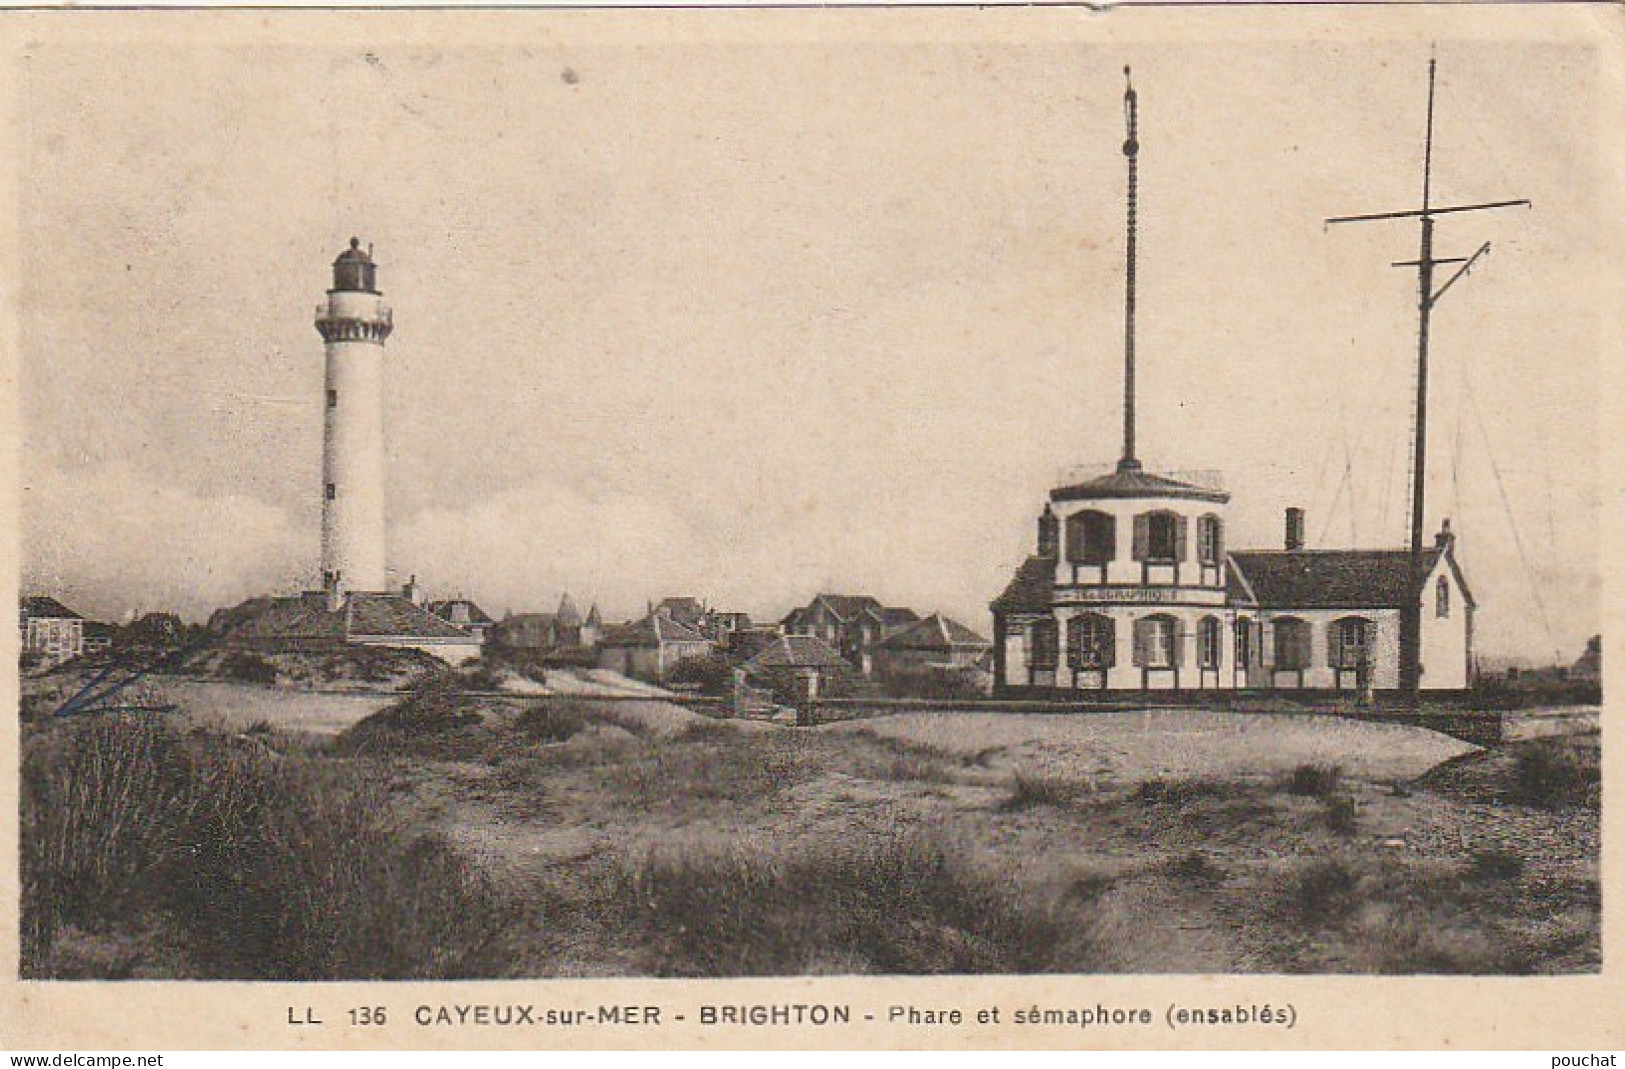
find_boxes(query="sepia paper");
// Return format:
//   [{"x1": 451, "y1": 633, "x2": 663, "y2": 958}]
[{"x1": 1, "y1": 2, "x2": 1620, "y2": 1050}]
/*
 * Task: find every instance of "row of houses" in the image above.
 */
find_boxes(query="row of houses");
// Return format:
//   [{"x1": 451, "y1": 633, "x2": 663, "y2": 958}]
[
  {"x1": 18, "y1": 596, "x2": 181, "y2": 668},
  {"x1": 594, "y1": 593, "x2": 993, "y2": 694}
]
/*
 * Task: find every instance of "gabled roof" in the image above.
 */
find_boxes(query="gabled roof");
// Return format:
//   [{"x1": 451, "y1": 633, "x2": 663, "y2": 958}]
[
  {"x1": 211, "y1": 593, "x2": 347, "y2": 641},
  {"x1": 1227, "y1": 546, "x2": 1473, "y2": 610},
  {"x1": 346, "y1": 593, "x2": 479, "y2": 639},
  {"x1": 21, "y1": 595, "x2": 83, "y2": 621},
  {"x1": 811, "y1": 594, "x2": 885, "y2": 623},
  {"x1": 745, "y1": 634, "x2": 849, "y2": 672},
  {"x1": 880, "y1": 606, "x2": 921, "y2": 627},
  {"x1": 556, "y1": 594, "x2": 583, "y2": 627},
  {"x1": 585, "y1": 604, "x2": 603, "y2": 626},
  {"x1": 990, "y1": 555, "x2": 1056, "y2": 615},
  {"x1": 599, "y1": 613, "x2": 710, "y2": 648},
  {"x1": 427, "y1": 599, "x2": 493, "y2": 626},
  {"x1": 880, "y1": 613, "x2": 991, "y2": 651},
  {"x1": 211, "y1": 593, "x2": 477, "y2": 643},
  {"x1": 1050, "y1": 466, "x2": 1229, "y2": 505}
]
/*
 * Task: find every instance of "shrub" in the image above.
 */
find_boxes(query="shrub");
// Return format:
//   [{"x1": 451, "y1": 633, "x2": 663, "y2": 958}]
[
  {"x1": 664, "y1": 652, "x2": 736, "y2": 696},
  {"x1": 221, "y1": 651, "x2": 278, "y2": 687},
  {"x1": 1290, "y1": 858, "x2": 1360, "y2": 924},
  {"x1": 617, "y1": 835, "x2": 1098, "y2": 975},
  {"x1": 1284, "y1": 763, "x2": 1343, "y2": 798},
  {"x1": 1466, "y1": 848, "x2": 1525, "y2": 882},
  {"x1": 1002, "y1": 771, "x2": 1077, "y2": 811},
  {"x1": 1165, "y1": 850, "x2": 1227, "y2": 889},
  {"x1": 1509, "y1": 743, "x2": 1597, "y2": 809},
  {"x1": 21, "y1": 716, "x2": 514, "y2": 979},
  {"x1": 1322, "y1": 793, "x2": 1359, "y2": 835},
  {"x1": 515, "y1": 702, "x2": 587, "y2": 744}
]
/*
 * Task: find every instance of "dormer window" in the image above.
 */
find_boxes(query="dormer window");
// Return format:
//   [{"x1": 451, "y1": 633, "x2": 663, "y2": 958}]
[{"x1": 1065, "y1": 510, "x2": 1116, "y2": 566}]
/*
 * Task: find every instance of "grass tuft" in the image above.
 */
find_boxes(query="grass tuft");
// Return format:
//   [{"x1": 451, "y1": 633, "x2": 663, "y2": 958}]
[
  {"x1": 1002, "y1": 771, "x2": 1078, "y2": 811},
  {"x1": 21, "y1": 715, "x2": 513, "y2": 980},
  {"x1": 1282, "y1": 763, "x2": 1344, "y2": 798},
  {"x1": 614, "y1": 835, "x2": 1099, "y2": 976}
]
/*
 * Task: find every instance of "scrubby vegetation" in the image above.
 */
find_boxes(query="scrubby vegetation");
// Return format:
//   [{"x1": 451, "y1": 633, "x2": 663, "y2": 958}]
[
  {"x1": 18, "y1": 683, "x2": 1600, "y2": 979},
  {"x1": 614, "y1": 836, "x2": 1097, "y2": 976},
  {"x1": 21, "y1": 715, "x2": 511, "y2": 979}
]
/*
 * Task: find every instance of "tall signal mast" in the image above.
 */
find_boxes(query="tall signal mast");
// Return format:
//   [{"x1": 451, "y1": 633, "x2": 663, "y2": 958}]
[{"x1": 1324, "y1": 54, "x2": 1529, "y2": 703}]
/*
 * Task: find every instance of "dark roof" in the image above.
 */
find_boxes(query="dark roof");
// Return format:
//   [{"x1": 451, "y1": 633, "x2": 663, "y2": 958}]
[
  {"x1": 334, "y1": 237, "x2": 372, "y2": 263},
  {"x1": 880, "y1": 613, "x2": 991, "y2": 651},
  {"x1": 82, "y1": 620, "x2": 116, "y2": 639},
  {"x1": 1050, "y1": 466, "x2": 1229, "y2": 505},
  {"x1": 586, "y1": 604, "x2": 603, "y2": 625},
  {"x1": 346, "y1": 594, "x2": 477, "y2": 639},
  {"x1": 599, "y1": 613, "x2": 710, "y2": 648},
  {"x1": 556, "y1": 594, "x2": 583, "y2": 627},
  {"x1": 1225, "y1": 559, "x2": 1259, "y2": 607},
  {"x1": 813, "y1": 594, "x2": 884, "y2": 622},
  {"x1": 1227, "y1": 547, "x2": 1471, "y2": 610},
  {"x1": 428, "y1": 599, "x2": 494, "y2": 626},
  {"x1": 990, "y1": 555, "x2": 1056, "y2": 615},
  {"x1": 21, "y1": 596, "x2": 83, "y2": 621},
  {"x1": 211, "y1": 593, "x2": 347, "y2": 641},
  {"x1": 745, "y1": 634, "x2": 849, "y2": 671},
  {"x1": 880, "y1": 607, "x2": 921, "y2": 626},
  {"x1": 213, "y1": 592, "x2": 476, "y2": 642}
]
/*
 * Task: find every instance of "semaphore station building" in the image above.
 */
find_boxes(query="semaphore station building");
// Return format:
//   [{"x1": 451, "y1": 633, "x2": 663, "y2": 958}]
[{"x1": 989, "y1": 71, "x2": 1473, "y2": 699}]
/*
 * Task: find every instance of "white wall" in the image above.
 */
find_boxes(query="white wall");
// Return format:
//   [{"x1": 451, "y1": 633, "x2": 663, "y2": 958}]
[
  {"x1": 320, "y1": 289, "x2": 391, "y2": 594},
  {"x1": 1419, "y1": 554, "x2": 1472, "y2": 690}
]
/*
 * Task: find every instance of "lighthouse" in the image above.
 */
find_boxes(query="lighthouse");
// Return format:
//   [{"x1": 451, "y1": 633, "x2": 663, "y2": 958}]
[{"x1": 315, "y1": 238, "x2": 393, "y2": 602}]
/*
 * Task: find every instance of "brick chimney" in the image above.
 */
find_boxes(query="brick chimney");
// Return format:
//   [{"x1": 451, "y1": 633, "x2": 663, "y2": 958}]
[
  {"x1": 1435, "y1": 518, "x2": 1455, "y2": 551},
  {"x1": 1285, "y1": 507, "x2": 1306, "y2": 552},
  {"x1": 1037, "y1": 503, "x2": 1059, "y2": 557}
]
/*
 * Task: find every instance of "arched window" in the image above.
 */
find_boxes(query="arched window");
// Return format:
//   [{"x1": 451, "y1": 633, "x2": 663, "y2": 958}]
[
  {"x1": 1197, "y1": 514, "x2": 1224, "y2": 565},
  {"x1": 1133, "y1": 614, "x2": 1180, "y2": 668},
  {"x1": 1198, "y1": 616, "x2": 1223, "y2": 669},
  {"x1": 1234, "y1": 618, "x2": 1253, "y2": 668},
  {"x1": 1067, "y1": 613, "x2": 1116, "y2": 669},
  {"x1": 1065, "y1": 510, "x2": 1116, "y2": 566},
  {"x1": 1436, "y1": 576, "x2": 1451, "y2": 619},
  {"x1": 1029, "y1": 619, "x2": 1059, "y2": 670},
  {"x1": 1134, "y1": 510, "x2": 1187, "y2": 562},
  {"x1": 1329, "y1": 616, "x2": 1372, "y2": 670},
  {"x1": 1273, "y1": 617, "x2": 1313, "y2": 671}
]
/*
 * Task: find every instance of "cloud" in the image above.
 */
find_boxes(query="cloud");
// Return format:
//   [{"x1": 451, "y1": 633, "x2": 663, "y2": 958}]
[{"x1": 22, "y1": 462, "x2": 307, "y2": 622}]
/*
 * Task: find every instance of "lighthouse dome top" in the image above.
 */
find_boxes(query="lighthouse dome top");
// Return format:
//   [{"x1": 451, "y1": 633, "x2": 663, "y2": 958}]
[{"x1": 330, "y1": 237, "x2": 379, "y2": 294}]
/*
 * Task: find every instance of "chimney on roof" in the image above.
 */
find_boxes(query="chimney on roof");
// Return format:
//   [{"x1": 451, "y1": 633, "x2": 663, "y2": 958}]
[
  {"x1": 1037, "y1": 503, "x2": 1059, "y2": 557},
  {"x1": 1435, "y1": 517, "x2": 1455, "y2": 551},
  {"x1": 1285, "y1": 507, "x2": 1306, "y2": 552}
]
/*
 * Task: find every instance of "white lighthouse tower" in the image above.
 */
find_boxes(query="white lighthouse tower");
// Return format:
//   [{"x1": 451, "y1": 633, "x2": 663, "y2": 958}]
[{"x1": 315, "y1": 237, "x2": 393, "y2": 603}]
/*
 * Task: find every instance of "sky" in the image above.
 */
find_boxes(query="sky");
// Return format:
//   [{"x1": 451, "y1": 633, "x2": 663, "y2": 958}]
[{"x1": 15, "y1": 13, "x2": 1606, "y2": 661}]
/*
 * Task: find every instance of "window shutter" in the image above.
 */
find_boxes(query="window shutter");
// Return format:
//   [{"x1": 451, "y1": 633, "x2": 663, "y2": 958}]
[
  {"x1": 1213, "y1": 519, "x2": 1224, "y2": 562},
  {"x1": 1328, "y1": 623, "x2": 1343, "y2": 669},
  {"x1": 1261, "y1": 621, "x2": 1275, "y2": 667},
  {"x1": 1105, "y1": 617, "x2": 1117, "y2": 668},
  {"x1": 1174, "y1": 515, "x2": 1189, "y2": 561},
  {"x1": 1297, "y1": 622, "x2": 1314, "y2": 669},
  {"x1": 1132, "y1": 618, "x2": 1147, "y2": 667},
  {"x1": 1170, "y1": 621, "x2": 1185, "y2": 667},
  {"x1": 1133, "y1": 514, "x2": 1149, "y2": 561}
]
